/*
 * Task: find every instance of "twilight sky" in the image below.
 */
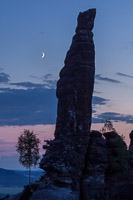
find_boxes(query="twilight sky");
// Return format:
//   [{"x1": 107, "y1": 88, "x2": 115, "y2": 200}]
[{"x1": 0, "y1": 0, "x2": 133, "y2": 169}]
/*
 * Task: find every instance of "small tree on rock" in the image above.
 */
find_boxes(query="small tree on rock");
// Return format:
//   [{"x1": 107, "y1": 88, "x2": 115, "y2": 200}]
[
  {"x1": 101, "y1": 120, "x2": 129, "y2": 174},
  {"x1": 16, "y1": 129, "x2": 40, "y2": 184},
  {"x1": 101, "y1": 119, "x2": 116, "y2": 133}
]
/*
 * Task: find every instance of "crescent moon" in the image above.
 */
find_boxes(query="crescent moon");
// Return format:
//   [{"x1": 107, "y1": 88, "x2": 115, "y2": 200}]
[{"x1": 41, "y1": 52, "x2": 45, "y2": 58}]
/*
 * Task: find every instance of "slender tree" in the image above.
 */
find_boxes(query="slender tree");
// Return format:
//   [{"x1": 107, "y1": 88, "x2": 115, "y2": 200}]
[{"x1": 16, "y1": 129, "x2": 40, "y2": 184}]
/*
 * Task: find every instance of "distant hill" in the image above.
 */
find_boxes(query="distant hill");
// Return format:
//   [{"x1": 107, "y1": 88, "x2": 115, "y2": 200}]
[
  {"x1": 0, "y1": 168, "x2": 28, "y2": 187},
  {"x1": 0, "y1": 168, "x2": 44, "y2": 187},
  {"x1": 15, "y1": 170, "x2": 44, "y2": 183}
]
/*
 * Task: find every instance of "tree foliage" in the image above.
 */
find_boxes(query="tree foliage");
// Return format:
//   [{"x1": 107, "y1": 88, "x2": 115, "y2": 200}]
[
  {"x1": 101, "y1": 119, "x2": 116, "y2": 133},
  {"x1": 16, "y1": 129, "x2": 40, "y2": 183}
]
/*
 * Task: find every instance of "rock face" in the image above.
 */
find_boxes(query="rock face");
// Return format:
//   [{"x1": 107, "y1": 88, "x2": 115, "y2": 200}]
[
  {"x1": 80, "y1": 131, "x2": 133, "y2": 200},
  {"x1": 81, "y1": 131, "x2": 108, "y2": 200},
  {"x1": 39, "y1": 8, "x2": 96, "y2": 193},
  {"x1": 55, "y1": 9, "x2": 96, "y2": 138},
  {"x1": 103, "y1": 131, "x2": 133, "y2": 200},
  {"x1": 8, "y1": 8, "x2": 133, "y2": 200},
  {"x1": 8, "y1": 8, "x2": 96, "y2": 200},
  {"x1": 38, "y1": 9, "x2": 96, "y2": 199},
  {"x1": 129, "y1": 130, "x2": 133, "y2": 168}
]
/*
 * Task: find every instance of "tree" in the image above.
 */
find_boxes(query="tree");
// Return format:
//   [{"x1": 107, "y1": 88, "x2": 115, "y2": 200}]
[
  {"x1": 16, "y1": 129, "x2": 40, "y2": 184},
  {"x1": 101, "y1": 119, "x2": 116, "y2": 133}
]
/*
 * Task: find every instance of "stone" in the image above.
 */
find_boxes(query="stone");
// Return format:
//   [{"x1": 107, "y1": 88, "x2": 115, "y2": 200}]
[
  {"x1": 8, "y1": 9, "x2": 96, "y2": 200},
  {"x1": 104, "y1": 131, "x2": 132, "y2": 200},
  {"x1": 81, "y1": 131, "x2": 108, "y2": 200},
  {"x1": 40, "y1": 8, "x2": 96, "y2": 192},
  {"x1": 128, "y1": 130, "x2": 133, "y2": 168},
  {"x1": 30, "y1": 188, "x2": 78, "y2": 200},
  {"x1": 55, "y1": 8, "x2": 96, "y2": 138},
  {"x1": 7, "y1": 8, "x2": 133, "y2": 200},
  {"x1": 129, "y1": 130, "x2": 133, "y2": 147}
]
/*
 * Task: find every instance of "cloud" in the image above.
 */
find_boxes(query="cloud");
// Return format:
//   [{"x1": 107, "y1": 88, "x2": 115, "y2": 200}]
[
  {"x1": 30, "y1": 74, "x2": 57, "y2": 89},
  {"x1": 0, "y1": 72, "x2": 10, "y2": 83},
  {"x1": 92, "y1": 117, "x2": 102, "y2": 124},
  {"x1": 0, "y1": 154, "x2": 21, "y2": 169},
  {"x1": 30, "y1": 73, "x2": 53, "y2": 80},
  {"x1": 10, "y1": 80, "x2": 57, "y2": 90},
  {"x1": 43, "y1": 80, "x2": 57, "y2": 89},
  {"x1": 10, "y1": 82, "x2": 45, "y2": 89},
  {"x1": 0, "y1": 139, "x2": 15, "y2": 145},
  {"x1": 0, "y1": 87, "x2": 108, "y2": 126},
  {"x1": 95, "y1": 74, "x2": 121, "y2": 83},
  {"x1": 43, "y1": 74, "x2": 52, "y2": 80},
  {"x1": 94, "y1": 91, "x2": 102, "y2": 94},
  {"x1": 116, "y1": 72, "x2": 133, "y2": 79},
  {"x1": 30, "y1": 75, "x2": 41, "y2": 80},
  {"x1": 43, "y1": 74, "x2": 57, "y2": 89},
  {"x1": 0, "y1": 87, "x2": 57, "y2": 126},
  {"x1": 94, "y1": 112, "x2": 133, "y2": 124},
  {"x1": 92, "y1": 96, "x2": 109, "y2": 106}
]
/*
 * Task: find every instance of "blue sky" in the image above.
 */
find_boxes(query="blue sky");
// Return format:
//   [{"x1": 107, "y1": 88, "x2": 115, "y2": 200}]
[
  {"x1": 0, "y1": 0, "x2": 133, "y2": 169},
  {"x1": 0, "y1": 0, "x2": 133, "y2": 124},
  {"x1": 1, "y1": 0, "x2": 133, "y2": 82}
]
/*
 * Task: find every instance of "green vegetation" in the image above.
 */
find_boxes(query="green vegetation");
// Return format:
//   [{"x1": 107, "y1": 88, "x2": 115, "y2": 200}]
[{"x1": 16, "y1": 129, "x2": 40, "y2": 184}]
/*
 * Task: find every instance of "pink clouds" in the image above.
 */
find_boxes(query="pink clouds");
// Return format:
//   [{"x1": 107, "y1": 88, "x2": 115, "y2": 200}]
[
  {"x1": 0, "y1": 122, "x2": 132, "y2": 169},
  {"x1": 0, "y1": 125, "x2": 55, "y2": 169},
  {"x1": 91, "y1": 121, "x2": 133, "y2": 146}
]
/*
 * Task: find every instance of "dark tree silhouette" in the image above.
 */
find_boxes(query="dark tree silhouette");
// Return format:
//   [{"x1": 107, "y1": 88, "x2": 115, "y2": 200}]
[
  {"x1": 16, "y1": 129, "x2": 40, "y2": 184},
  {"x1": 101, "y1": 119, "x2": 116, "y2": 133}
]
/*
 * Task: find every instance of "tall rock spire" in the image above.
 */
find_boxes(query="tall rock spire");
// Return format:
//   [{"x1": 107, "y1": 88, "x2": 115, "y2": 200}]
[
  {"x1": 34, "y1": 9, "x2": 96, "y2": 200},
  {"x1": 55, "y1": 9, "x2": 96, "y2": 138},
  {"x1": 40, "y1": 9, "x2": 96, "y2": 193},
  {"x1": 8, "y1": 9, "x2": 97, "y2": 200}
]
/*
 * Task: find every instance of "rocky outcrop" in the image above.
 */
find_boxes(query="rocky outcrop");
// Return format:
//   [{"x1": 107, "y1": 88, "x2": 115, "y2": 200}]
[
  {"x1": 8, "y1": 8, "x2": 96, "y2": 200},
  {"x1": 55, "y1": 9, "x2": 96, "y2": 138},
  {"x1": 129, "y1": 130, "x2": 133, "y2": 168},
  {"x1": 104, "y1": 131, "x2": 128, "y2": 175},
  {"x1": 39, "y1": 8, "x2": 96, "y2": 195},
  {"x1": 8, "y1": 130, "x2": 133, "y2": 200},
  {"x1": 104, "y1": 131, "x2": 133, "y2": 200},
  {"x1": 81, "y1": 131, "x2": 133, "y2": 200},
  {"x1": 81, "y1": 131, "x2": 108, "y2": 200},
  {"x1": 12, "y1": 9, "x2": 96, "y2": 200},
  {"x1": 8, "y1": 7, "x2": 133, "y2": 200}
]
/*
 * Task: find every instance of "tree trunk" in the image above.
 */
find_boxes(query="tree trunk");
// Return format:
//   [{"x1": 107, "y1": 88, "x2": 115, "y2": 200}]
[{"x1": 29, "y1": 166, "x2": 31, "y2": 185}]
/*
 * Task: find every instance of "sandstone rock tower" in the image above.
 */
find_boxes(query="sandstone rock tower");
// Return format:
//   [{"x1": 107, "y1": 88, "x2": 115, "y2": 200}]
[
  {"x1": 9, "y1": 9, "x2": 133, "y2": 200},
  {"x1": 55, "y1": 9, "x2": 96, "y2": 138},
  {"x1": 39, "y1": 9, "x2": 96, "y2": 199},
  {"x1": 10, "y1": 9, "x2": 96, "y2": 200}
]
